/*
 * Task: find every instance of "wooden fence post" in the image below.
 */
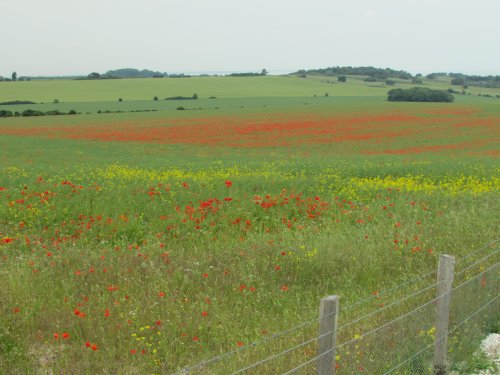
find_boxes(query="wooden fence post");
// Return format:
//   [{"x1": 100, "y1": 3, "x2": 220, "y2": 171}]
[
  {"x1": 434, "y1": 254, "x2": 455, "y2": 375},
  {"x1": 318, "y1": 295, "x2": 339, "y2": 375}
]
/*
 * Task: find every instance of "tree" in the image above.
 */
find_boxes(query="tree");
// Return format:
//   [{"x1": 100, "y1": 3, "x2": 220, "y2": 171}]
[
  {"x1": 153, "y1": 96, "x2": 159, "y2": 101},
  {"x1": 387, "y1": 87, "x2": 454, "y2": 102},
  {"x1": 338, "y1": 75, "x2": 347, "y2": 82},
  {"x1": 11, "y1": 72, "x2": 17, "y2": 81},
  {"x1": 261, "y1": 68, "x2": 268, "y2": 76},
  {"x1": 88, "y1": 72, "x2": 101, "y2": 80},
  {"x1": 451, "y1": 77, "x2": 465, "y2": 86}
]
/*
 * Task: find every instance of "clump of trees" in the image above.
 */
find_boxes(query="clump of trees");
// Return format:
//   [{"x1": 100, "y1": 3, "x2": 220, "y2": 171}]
[
  {"x1": 0, "y1": 100, "x2": 36, "y2": 105},
  {"x1": 1, "y1": 109, "x2": 78, "y2": 118},
  {"x1": 165, "y1": 94, "x2": 198, "y2": 100},
  {"x1": 295, "y1": 66, "x2": 413, "y2": 80},
  {"x1": 427, "y1": 72, "x2": 500, "y2": 88},
  {"x1": 387, "y1": 87, "x2": 454, "y2": 102}
]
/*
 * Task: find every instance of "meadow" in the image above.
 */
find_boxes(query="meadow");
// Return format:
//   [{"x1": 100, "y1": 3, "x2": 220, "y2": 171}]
[{"x1": 0, "y1": 74, "x2": 499, "y2": 373}]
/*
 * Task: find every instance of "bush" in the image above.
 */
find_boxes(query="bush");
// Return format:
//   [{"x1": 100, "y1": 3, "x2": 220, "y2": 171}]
[
  {"x1": 165, "y1": 96, "x2": 194, "y2": 100},
  {"x1": 118, "y1": 98, "x2": 123, "y2": 102},
  {"x1": 387, "y1": 87, "x2": 454, "y2": 102},
  {"x1": 0, "y1": 100, "x2": 36, "y2": 105},
  {"x1": 153, "y1": 96, "x2": 158, "y2": 101},
  {"x1": 412, "y1": 78, "x2": 423, "y2": 84},
  {"x1": 21, "y1": 109, "x2": 45, "y2": 117},
  {"x1": 451, "y1": 77, "x2": 465, "y2": 86},
  {"x1": 68, "y1": 110, "x2": 77, "y2": 115},
  {"x1": 176, "y1": 106, "x2": 186, "y2": 110},
  {"x1": 338, "y1": 76, "x2": 347, "y2": 82},
  {"x1": 364, "y1": 77, "x2": 377, "y2": 82},
  {"x1": 386, "y1": 80, "x2": 396, "y2": 86},
  {"x1": 0, "y1": 110, "x2": 13, "y2": 117},
  {"x1": 192, "y1": 93, "x2": 198, "y2": 99}
]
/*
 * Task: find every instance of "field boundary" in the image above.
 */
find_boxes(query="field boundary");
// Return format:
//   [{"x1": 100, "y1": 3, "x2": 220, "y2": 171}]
[{"x1": 178, "y1": 239, "x2": 499, "y2": 374}]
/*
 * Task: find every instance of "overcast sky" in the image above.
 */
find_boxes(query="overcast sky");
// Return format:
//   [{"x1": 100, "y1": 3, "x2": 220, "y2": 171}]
[{"x1": 1, "y1": 0, "x2": 499, "y2": 77}]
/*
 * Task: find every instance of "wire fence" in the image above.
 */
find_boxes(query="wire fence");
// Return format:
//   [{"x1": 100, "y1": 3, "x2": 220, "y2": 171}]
[{"x1": 175, "y1": 241, "x2": 500, "y2": 374}]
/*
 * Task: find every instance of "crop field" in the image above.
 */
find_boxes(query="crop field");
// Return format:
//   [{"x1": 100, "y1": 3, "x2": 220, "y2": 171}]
[{"x1": 0, "y1": 76, "x2": 499, "y2": 373}]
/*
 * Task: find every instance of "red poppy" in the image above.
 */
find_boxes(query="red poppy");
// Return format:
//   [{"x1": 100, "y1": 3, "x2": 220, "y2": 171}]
[{"x1": 225, "y1": 180, "x2": 232, "y2": 187}]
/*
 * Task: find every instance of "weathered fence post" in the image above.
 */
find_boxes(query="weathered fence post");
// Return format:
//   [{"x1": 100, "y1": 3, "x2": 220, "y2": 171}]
[
  {"x1": 318, "y1": 295, "x2": 339, "y2": 375},
  {"x1": 434, "y1": 254, "x2": 455, "y2": 375}
]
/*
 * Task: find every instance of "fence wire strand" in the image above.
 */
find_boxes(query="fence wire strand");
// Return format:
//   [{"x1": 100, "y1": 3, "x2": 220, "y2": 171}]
[{"x1": 176, "y1": 243, "x2": 498, "y2": 374}]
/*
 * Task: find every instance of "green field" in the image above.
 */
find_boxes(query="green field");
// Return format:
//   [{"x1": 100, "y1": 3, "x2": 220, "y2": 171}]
[{"x1": 0, "y1": 75, "x2": 499, "y2": 373}]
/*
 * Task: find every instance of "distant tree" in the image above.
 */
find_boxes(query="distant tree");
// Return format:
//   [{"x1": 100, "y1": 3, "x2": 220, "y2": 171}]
[
  {"x1": 53, "y1": 99, "x2": 59, "y2": 103},
  {"x1": 192, "y1": 93, "x2": 198, "y2": 99},
  {"x1": 88, "y1": 72, "x2": 101, "y2": 80},
  {"x1": 153, "y1": 96, "x2": 159, "y2": 101},
  {"x1": 0, "y1": 76, "x2": 3, "y2": 81},
  {"x1": 261, "y1": 68, "x2": 268, "y2": 76},
  {"x1": 385, "y1": 79, "x2": 396, "y2": 86},
  {"x1": 411, "y1": 77, "x2": 423, "y2": 84},
  {"x1": 387, "y1": 87, "x2": 454, "y2": 102},
  {"x1": 118, "y1": 98, "x2": 123, "y2": 102},
  {"x1": 338, "y1": 75, "x2": 347, "y2": 82},
  {"x1": 451, "y1": 77, "x2": 465, "y2": 86},
  {"x1": 12, "y1": 72, "x2": 17, "y2": 81},
  {"x1": 324, "y1": 92, "x2": 329, "y2": 97}
]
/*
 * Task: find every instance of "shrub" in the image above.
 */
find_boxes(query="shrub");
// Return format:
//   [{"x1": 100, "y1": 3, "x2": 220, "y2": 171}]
[
  {"x1": 192, "y1": 93, "x2": 198, "y2": 99},
  {"x1": 412, "y1": 78, "x2": 423, "y2": 84},
  {"x1": 0, "y1": 100, "x2": 36, "y2": 105},
  {"x1": 338, "y1": 76, "x2": 347, "y2": 82},
  {"x1": 0, "y1": 110, "x2": 13, "y2": 117},
  {"x1": 165, "y1": 96, "x2": 194, "y2": 100},
  {"x1": 176, "y1": 106, "x2": 186, "y2": 110},
  {"x1": 118, "y1": 98, "x2": 123, "y2": 102},
  {"x1": 364, "y1": 77, "x2": 377, "y2": 82},
  {"x1": 387, "y1": 87, "x2": 454, "y2": 102},
  {"x1": 21, "y1": 109, "x2": 45, "y2": 117},
  {"x1": 68, "y1": 110, "x2": 77, "y2": 115},
  {"x1": 153, "y1": 96, "x2": 158, "y2": 101},
  {"x1": 386, "y1": 80, "x2": 396, "y2": 86},
  {"x1": 451, "y1": 77, "x2": 465, "y2": 85}
]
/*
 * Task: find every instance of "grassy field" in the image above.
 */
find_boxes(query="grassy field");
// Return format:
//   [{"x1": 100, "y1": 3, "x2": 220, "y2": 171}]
[{"x1": 0, "y1": 75, "x2": 499, "y2": 373}]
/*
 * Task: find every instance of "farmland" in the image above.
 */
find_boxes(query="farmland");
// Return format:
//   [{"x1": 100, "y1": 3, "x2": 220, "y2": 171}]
[{"x1": 0, "y1": 75, "x2": 499, "y2": 373}]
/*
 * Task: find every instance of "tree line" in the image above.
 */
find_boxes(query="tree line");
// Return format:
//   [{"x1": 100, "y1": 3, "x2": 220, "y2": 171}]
[{"x1": 294, "y1": 66, "x2": 413, "y2": 80}]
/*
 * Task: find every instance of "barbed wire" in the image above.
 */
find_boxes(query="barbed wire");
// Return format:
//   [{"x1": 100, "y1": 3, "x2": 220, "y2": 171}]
[
  {"x1": 456, "y1": 238, "x2": 499, "y2": 263},
  {"x1": 283, "y1": 287, "x2": 499, "y2": 375},
  {"x1": 452, "y1": 260, "x2": 499, "y2": 292},
  {"x1": 338, "y1": 277, "x2": 443, "y2": 331},
  {"x1": 231, "y1": 323, "x2": 337, "y2": 374},
  {"x1": 338, "y1": 260, "x2": 497, "y2": 350},
  {"x1": 176, "y1": 243, "x2": 498, "y2": 373},
  {"x1": 455, "y1": 247, "x2": 499, "y2": 277},
  {"x1": 382, "y1": 295, "x2": 499, "y2": 374},
  {"x1": 174, "y1": 308, "x2": 338, "y2": 374}
]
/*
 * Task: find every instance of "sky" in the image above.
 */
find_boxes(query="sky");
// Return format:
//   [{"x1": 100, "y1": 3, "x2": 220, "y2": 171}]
[{"x1": 1, "y1": 0, "x2": 499, "y2": 77}]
